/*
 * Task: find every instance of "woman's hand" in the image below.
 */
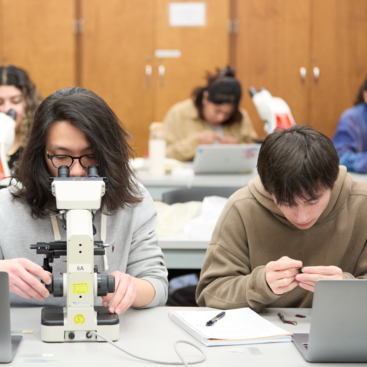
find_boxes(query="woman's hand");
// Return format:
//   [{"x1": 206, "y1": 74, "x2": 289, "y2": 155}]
[
  {"x1": 219, "y1": 136, "x2": 239, "y2": 144},
  {"x1": 101, "y1": 271, "x2": 155, "y2": 314},
  {"x1": 197, "y1": 131, "x2": 221, "y2": 144},
  {"x1": 0, "y1": 258, "x2": 51, "y2": 300}
]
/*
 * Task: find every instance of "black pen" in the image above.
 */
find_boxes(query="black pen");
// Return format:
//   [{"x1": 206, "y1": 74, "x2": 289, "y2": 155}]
[{"x1": 206, "y1": 311, "x2": 226, "y2": 326}]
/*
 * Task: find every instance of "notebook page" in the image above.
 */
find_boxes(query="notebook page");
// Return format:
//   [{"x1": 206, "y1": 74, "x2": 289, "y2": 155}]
[{"x1": 174, "y1": 308, "x2": 291, "y2": 340}]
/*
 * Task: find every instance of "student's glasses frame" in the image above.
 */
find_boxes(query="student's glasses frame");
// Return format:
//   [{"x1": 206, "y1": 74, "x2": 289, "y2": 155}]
[{"x1": 46, "y1": 150, "x2": 98, "y2": 169}]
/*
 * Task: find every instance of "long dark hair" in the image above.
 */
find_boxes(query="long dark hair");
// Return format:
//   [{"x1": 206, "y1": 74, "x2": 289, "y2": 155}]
[
  {"x1": 12, "y1": 87, "x2": 142, "y2": 218},
  {"x1": 0, "y1": 65, "x2": 42, "y2": 146},
  {"x1": 192, "y1": 66, "x2": 242, "y2": 125},
  {"x1": 355, "y1": 75, "x2": 367, "y2": 105}
]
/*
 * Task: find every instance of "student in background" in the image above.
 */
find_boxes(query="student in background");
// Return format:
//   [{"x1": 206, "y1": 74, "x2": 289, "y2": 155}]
[
  {"x1": 197, "y1": 125, "x2": 367, "y2": 312},
  {"x1": 0, "y1": 87, "x2": 168, "y2": 312},
  {"x1": 163, "y1": 67, "x2": 258, "y2": 162},
  {"x1": 332, "y1": 75, "x2": 367, "y2": 173},
  {"x1": 0, "y1": 65, "x2": 42, "y2": 169}
]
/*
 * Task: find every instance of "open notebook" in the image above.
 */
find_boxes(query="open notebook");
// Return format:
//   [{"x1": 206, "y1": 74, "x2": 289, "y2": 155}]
[{"x1": 169, "y1": 307, "x2": 292, "y2": 347}]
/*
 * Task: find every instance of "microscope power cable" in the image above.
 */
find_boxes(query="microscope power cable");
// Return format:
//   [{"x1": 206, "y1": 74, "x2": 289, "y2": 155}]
[{"x1": 88, "y1": 331, "x2": 206, "y2": 367}]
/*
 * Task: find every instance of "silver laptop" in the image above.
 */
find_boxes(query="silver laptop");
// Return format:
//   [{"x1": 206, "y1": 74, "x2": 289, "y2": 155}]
[
  {"x1": 0, "y1": 272, "x2": 22, "y2": 363},
  {"x1": 193, "y1": 144, "x2": 261, "y2": 174},
  {"x1": 293, "y1": 280, "x2": 367, "y2": 363}
]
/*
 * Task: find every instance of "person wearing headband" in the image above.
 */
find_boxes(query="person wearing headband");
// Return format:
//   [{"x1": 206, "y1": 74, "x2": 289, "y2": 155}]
[{"x1": 163, "y1": 67, "x2": 258, "y2": 162}]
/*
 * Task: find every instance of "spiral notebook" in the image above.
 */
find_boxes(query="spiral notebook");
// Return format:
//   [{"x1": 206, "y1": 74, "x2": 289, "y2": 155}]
[{"x1": 169, "y1": 307, "x2": 292, "y2": 347}]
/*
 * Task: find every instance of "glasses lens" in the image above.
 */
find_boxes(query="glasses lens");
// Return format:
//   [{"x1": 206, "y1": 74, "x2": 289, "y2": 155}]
[
  {"x1": 80, "y1": 155, "x2": 98, "y2": 168},
  {"x1": 52, "y1": 155, "x2": 73, "y2": 168}
]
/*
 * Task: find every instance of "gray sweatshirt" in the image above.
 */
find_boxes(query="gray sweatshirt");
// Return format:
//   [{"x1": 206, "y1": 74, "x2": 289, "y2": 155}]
[{"x1": 0, "y1": 185, "x2": 168, "y2": 307}]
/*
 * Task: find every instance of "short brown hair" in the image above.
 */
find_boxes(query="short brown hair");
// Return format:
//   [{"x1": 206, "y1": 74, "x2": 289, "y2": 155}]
[{"x1": 257, "y1": 125, "x2": 339, "y2": 206}]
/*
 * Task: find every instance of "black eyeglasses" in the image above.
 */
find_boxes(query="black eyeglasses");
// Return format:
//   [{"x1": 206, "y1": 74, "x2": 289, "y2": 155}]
[{"x1": 46, "y1": 151, "x2": 98, "y2": 169}]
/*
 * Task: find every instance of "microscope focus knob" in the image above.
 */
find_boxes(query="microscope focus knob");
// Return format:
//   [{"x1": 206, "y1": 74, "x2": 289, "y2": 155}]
[
  {"x1": 97, "y1": 273, "x2": 115, "y2": 296},
  {"x1": 107, "y1": 275, "x2": 115, "y2": 293},
  {"x1": 46, "y1": 273, "x2": 64, "y2": 297}
]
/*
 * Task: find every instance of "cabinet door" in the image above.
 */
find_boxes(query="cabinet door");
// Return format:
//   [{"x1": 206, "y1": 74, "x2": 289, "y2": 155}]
[
  {"x1": 234, "y1": 0, "x2": 311, "y2": 136},
  {"x1": 309, "y1": 0, "x2": 367, "y2": 138},
  {"x1": 81, "y1": 0, "x2": 154, "y2": 156},
  {"x1": 153, "y1": 0, "x2": 230, "y2": 121},
  {"x1": 0, "y1": 0, "x2": 75, "y2": 98}
]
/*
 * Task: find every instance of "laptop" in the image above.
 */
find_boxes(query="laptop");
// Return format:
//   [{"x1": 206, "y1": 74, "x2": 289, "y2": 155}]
[
  {"x1": 193, "y1": 144, "x2": 261, "y2": 174},
  {"x1": 0, "y1": 272, "x2": 22, "y2": 363},
  {"x1": 292, "y1": 280, "x2": 367, "y2": 363}
]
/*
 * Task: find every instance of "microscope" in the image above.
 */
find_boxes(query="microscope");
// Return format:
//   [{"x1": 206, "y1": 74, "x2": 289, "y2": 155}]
[
  {"x1": 30, "y1": 165, "x2": 119, "y2": 342},
  {"x1": 249, "y1": 88, "x2": 295, "y2": 134}
]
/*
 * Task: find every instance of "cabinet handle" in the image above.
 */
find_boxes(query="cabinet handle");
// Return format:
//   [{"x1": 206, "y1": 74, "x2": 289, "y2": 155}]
[
  {"x1": 145, "y1": 65, "x2": 152, "y2": 88},
  {"x1": 159, "y1": 65, "x2": 165, "y2": 87},
  {"x1": 300, "y1": 67, "x2": 306, "y2": 87},
  {"x1": 313, "y1": 67, "x2": 320, "y2": 87}
]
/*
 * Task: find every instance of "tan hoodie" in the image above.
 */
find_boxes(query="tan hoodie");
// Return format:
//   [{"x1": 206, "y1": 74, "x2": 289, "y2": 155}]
[
  {"x1": 163, "y1": 99, "x2": 258, "y2": 162},
  {"x1": 196, "y1": 166, "x2": 367, "y2": 312}
]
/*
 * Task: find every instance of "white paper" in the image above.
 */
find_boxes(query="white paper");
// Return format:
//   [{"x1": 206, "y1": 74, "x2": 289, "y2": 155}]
[
  {"x1": 183, "y1": 196, "x2": 228, "y2": 240},
  {"x1": 173, "y1": 308, "x2": 292, "y2": 340},
  {"x1": 155, "y1": 49, "x2": 181, "y2": 58},
  {"x1": 169, "y1": 3, "x2": 206, "y2": 26}
]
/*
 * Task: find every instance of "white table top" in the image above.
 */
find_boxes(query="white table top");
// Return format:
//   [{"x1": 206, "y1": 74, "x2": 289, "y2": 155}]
[{"x1": 9, "y1": 306, "x2": 365, "y2": 366}]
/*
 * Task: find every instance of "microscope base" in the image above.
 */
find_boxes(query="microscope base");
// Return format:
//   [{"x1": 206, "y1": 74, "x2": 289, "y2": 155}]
[{"x1": 40, "y1": 306, "x2": 120, "y2": 342}]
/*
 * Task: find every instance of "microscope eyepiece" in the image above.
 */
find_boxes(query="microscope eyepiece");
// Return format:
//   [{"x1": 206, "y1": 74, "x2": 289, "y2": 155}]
[
  {"x1": 58, "y1": 166, "x2": 70, "y2": 178},
  {"x1": 88, "y1": 165, "x2": 100, "y2": 178}
]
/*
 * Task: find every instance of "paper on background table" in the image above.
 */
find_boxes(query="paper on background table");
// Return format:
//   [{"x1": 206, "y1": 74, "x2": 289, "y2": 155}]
[{"x1": 171, "y1": 308, "x2": 292, "y2": 341}]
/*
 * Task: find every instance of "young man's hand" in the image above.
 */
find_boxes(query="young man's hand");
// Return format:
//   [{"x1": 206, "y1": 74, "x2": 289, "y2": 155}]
[
  {"x1": 0, "y1": 258, "x2": 51, "y2": 301},
  {"x1": 295, "y1": 266, "x2": 343, "y2": 292},
  {"x1": 265, "y1": 256, "x2": 302, "y2": 295},
  {"x1": 101, "y1": 271, "x2": 155, "y2": 314}
]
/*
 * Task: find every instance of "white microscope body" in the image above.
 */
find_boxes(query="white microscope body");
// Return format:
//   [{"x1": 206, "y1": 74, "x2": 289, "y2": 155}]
[
  {"x1": 249, "y1": 88, "x2": 296, "y2": 134},
  {"x1": 31, "y1": 166, "x2": 119, "y2": 342},
  {"x1": 0, "y1": 112, "x2": 15, "y2": 185}
]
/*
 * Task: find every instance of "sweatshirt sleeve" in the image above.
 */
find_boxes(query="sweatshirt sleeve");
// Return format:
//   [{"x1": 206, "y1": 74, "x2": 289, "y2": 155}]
[
  {"x1": 196, "y1": 199, "x2": 281, "y2": 312},
  {"x1": 342, "y1": 239, "x2": 367, "y2": 280},
  {"x1": 126, "y1": 190, "x2": 168, "y2": 307},
  {"x1": 332, "y1": 110, "x2": 367, "y2": 173},
  {"x1": 163, "y1": 107, "x2": 199, "y2": 162}
]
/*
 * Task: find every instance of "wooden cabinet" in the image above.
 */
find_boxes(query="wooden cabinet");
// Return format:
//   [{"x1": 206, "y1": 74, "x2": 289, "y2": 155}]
[
  {"x1": 234, "y1": 0, "x2": 367, "y2": 139},
  {"x1": 82, "y1": 0, "x2": 229, "y2": 156},
  {"x1": 1, "y1": 0, "x2": 366, "y2": 148},
  {"x1": 0, "y1": 0, "x2": 75, "y2": 98}
]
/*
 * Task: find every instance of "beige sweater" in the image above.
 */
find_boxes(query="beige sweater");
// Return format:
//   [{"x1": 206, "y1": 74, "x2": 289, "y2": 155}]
[
  {"x1": 196, "y1": 166, "x2": 367, "y2": 312},
  {"x1": 163, "y1": 99, "x2": 258, "y2": 162}
]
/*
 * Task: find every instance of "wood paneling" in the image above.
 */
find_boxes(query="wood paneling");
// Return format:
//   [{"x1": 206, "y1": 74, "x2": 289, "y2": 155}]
[
  {"x1": 81, "y1": 0, "x2": 154, "y2": 157},
  {"x1": 153, "y1": 0, "x2": 230, "y2": 121},
  {"x1": 235, "y1": 0, "x2": 311, "y2": 136},
  {"x1": 310, "y1": 0, "x2": 367, "y2": 138},
  {"x1": 1, "y1": 0, "x2": 75, "y2": 98}
]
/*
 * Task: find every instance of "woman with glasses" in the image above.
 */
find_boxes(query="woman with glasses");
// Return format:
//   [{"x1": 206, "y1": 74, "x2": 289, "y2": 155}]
[
  {"x1": 0, "y1": 65, "x2": 42, "y2": 169},
  {"x1": 0, "y1": 87, "x2": 168, "y2": 313}
]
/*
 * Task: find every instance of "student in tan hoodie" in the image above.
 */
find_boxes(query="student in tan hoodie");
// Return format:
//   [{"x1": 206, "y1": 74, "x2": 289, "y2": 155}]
[{"x1": 196, "y1": 125, "x2": 367, "y2": 312}]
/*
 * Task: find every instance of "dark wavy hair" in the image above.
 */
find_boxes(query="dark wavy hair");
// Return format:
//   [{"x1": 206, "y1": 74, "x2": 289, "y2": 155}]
[
  {"x1": 192, "y1": 66, "x2": 243, "y2": 125},
  {"x1": 258, "y1": 125, "x2": 339, "y2": 206},
  {"x1": 0, "y1": 65, "x2": 42, "y2": 146},
  {"x1": 11, "y1": 87, "x2": 142, "y2": 218},
  {"x1": 355, "y1": 75, "x2": 367, "y2": 105}
]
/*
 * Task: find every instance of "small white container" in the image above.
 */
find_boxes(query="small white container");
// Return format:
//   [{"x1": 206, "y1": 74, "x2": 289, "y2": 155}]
[{"x1": 149, "y1": 122, "x2": 166, "y2": 176}]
